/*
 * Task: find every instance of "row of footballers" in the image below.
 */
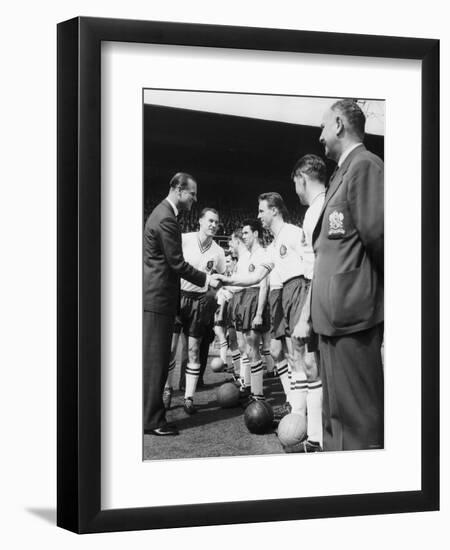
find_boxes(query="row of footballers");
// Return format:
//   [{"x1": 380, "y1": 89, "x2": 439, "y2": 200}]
[{"x1": 162, "y1": 154, "x2": 326, "y2": 452}]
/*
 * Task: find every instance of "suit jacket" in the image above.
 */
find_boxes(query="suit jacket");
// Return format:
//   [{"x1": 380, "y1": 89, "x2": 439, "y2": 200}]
[
  {"x1": 311, "y1": 144, "x2": 384, "y2": 336},
  {"x1": 143, "y1": 199, "x2": 207, "y2": 315}
]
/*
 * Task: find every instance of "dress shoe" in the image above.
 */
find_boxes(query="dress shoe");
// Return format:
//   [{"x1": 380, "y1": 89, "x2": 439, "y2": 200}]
[
  {"x1": 183, "y1": 397, "x2": 197, "y2": 415},
  {"x1": 146, "y1": 424, "x2": 179, "y2": 436}
]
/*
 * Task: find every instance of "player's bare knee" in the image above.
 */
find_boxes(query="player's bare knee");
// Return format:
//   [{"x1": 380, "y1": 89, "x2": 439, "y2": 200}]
[
  {"x1": 245, "y1": 333, "x2": 256, "y2": 349},
  {"x1": 270, "y1": 340, "x2": 283, "y2": 362},
  {"x1": 303, "y1": 352, "x2": 318, "y2": 379},
  {"x1": 245, "y1": 344, "x2": 258, "y2": 363},
  {"x1": 292, "y1": 338, "x2": 304, "y2": 354}
]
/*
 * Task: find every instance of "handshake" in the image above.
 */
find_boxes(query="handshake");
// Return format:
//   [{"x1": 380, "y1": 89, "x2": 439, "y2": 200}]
[{"x1": 208, "y1": 273, "x2": 226, "y2": 289}]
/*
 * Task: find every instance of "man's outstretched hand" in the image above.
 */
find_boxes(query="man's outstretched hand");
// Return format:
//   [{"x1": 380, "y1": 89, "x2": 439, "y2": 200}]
[{"x1": 208, "y1": 274, "x2": 223, "y2": 289}]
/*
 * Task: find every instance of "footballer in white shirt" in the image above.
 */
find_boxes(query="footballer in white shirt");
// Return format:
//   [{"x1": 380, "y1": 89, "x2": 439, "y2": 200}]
[
  {"x1": 213, "y1": 250, "x2": 242, "y2": 380},
  {"x1": 218, "y1": 192, "x2": 322, "y2": 451},
  {"x1": 288, "y1": 154, "x2": 327, "y2": 452},
  {"x1": 164, "y1": 207, "x2": 226, "y2": 415},
  {"x1": 232, "y1": 219, "x2": 272, "y2": 401}
]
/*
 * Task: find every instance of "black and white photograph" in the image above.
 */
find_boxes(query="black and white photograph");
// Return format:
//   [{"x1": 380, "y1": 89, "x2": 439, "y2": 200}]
[
  {"x1": 0, "y1": 0, "x2": 444, "y2": 542},
  {"x1": 142, "y1": 90, "x2": 385, "y2": 460}
]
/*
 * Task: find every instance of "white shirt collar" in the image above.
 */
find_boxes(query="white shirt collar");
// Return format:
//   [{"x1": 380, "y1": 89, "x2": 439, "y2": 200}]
[
  {"x1": 166, "y1": 197, "x2": 178, "y2": 217},
  {"x1": 338, "y1": 142, "x2": 363, "y2": 167},
  {"x1": 309, "y1": 190, "x2": 326, "y2": 207}
]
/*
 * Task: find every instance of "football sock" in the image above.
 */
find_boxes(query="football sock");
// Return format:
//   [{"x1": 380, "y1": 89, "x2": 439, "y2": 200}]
[
  {"x1": 250, "y1": 360, "x2": 264, "y2": 396},
  {"x1": 219, "y1": 340, "x2": 228, "y2": 364},
  {"x1": 289, "y1": 371, "x2": 308, "y2": 415},
  {"x1": 287, "y1": 358, "x2": 293, "y2": 390},
  {"x1": 307, "y1": 380, "x2": 323, "y2": 446},
  {"x1": 240, "y1": 354, "x2": 251, "y2": 387},
  {"x1": 288, "y1": 369, "x2": 293, "y2": 403},
  {"x1": 185, "y1": 362, "x2": 200, "y2": 399},
  {"x1": 276, "y1": 359, "x2": 291, "y2": 402},
  {"x1": 262, "y1": 348, "x2": 274, "y2": 372},
  {"x1": 231, "y1": 349, "x2": 241, "y2": 375}
]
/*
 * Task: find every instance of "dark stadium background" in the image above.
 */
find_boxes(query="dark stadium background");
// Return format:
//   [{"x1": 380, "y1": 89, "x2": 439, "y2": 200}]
[{"x1": 144, "y1": 103, "x2": 384, "y2": 244}]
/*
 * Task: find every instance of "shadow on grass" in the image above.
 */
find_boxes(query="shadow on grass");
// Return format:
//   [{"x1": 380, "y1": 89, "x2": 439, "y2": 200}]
[
  {"x1": 143, "y1": 356, "x2": 287, "y2": 460},
  {"x1": 170, "y1": 377, "x2": 286, "y2": 432},
  {"x1": 169, "y1": 398, "x2": 244, "y2": 431}
]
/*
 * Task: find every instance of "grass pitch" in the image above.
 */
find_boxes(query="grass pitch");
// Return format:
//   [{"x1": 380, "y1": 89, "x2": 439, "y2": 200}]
[{"x1": 143, "y1": 355, "x2": 286, "y2": 461}]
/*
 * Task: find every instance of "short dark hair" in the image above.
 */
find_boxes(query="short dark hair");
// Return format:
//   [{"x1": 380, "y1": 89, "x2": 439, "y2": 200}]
[
  {"x1": 242, "y1": 218, "x2": 262, "y2": 237},
  {"x1": 331, "y1": 99, "x2": 366, "y2": 140},
  {"x1": 225, "y1": 250, "x2": 237, "y2": 262},
  {"x1": 258, "y1": 192, "x2": 289, "y2": 221},
  {"x1": 199, "y1": 207, "x2": 219, "y2": 219},
  {"x1": 291, "y1": 154, "x2": 327, "y2": 183},
  {"x1": 169, "y1": 172, "x2": 196, "y2": 190},
  {"x1": 231, "y1": 227, "x2": 243, "y2": 241}
]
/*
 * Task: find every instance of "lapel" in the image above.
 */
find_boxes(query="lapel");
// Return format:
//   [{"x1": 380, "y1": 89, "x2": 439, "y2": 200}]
[{"x1": 312, "y1": 144, "x2": 366, "y2": 244}]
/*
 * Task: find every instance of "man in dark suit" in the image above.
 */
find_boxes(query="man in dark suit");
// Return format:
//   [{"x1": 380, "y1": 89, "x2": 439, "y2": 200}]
[
  {"x1": 311, "y1": 99, "x2": 384, "y2": 451},
  {"x1": 143, "y1": 172, "x2": 220, "y2": 436}
]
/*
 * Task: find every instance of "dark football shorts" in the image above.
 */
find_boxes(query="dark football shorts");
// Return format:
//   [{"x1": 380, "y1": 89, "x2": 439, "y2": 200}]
[
  {"x1": 227, "y1": 289, "x2": 243, "y2": 329},
  {"x1": 281, "y1": 276, "x2": 311, "y2": 338},
  {"x1": 174, "y1": 290, "x2": 217, "y2": 338},
  {"x1": 234, "y1": 286, "x2": 270, "y2": 333},
  {"x1": 268, "y1": 287, "x2": 287, "y2": 339}
]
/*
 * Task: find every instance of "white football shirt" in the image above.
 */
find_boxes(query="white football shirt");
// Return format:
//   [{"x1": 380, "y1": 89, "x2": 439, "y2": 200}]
[
  {"x1": 266, "y1": 223, "x2": 304, "y2": 283},
  {"x1": 180, "y1": 232, "x2": 226, "y2": 292},
  {"x1": 269, "y1": 266, "x2": 283, "y2": 290},
  {"x1": 226, "y1": 247, "x2": 248, "y2": 294},
  {"x1": 237, "y1": 245, "x2": 272, "y2": 288},
  {"x1": 302, "y1": 192, "x2": 325, "y2": 280}
]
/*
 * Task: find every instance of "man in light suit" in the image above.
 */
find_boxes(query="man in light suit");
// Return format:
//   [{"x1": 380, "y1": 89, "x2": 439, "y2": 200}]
[
  {"x1": 143, "y1": 172, "x2": 220, "y2": 436},
  {"x1": 311, "y1": 99, "x2": 384, "y2": 451}
]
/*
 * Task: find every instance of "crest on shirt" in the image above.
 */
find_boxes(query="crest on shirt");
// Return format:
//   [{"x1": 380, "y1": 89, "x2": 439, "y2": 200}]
[
  {"x1": 279, "y1": 244, "x2": 287, "y2": 257},
  {"x1": 328, "y1": 210, "x2": 345, "y2": 236},
  {"x1": 248, "y1": 263, "x2": 255, "y2": 272},
  {"x1": 206, "y1": 260, "x2": 214, "y2": 272}
]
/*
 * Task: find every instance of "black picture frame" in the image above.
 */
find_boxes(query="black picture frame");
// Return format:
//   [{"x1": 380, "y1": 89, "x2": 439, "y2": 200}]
[{"x1": 57, "y1": 16, "x2": 439, "y2": 534}]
